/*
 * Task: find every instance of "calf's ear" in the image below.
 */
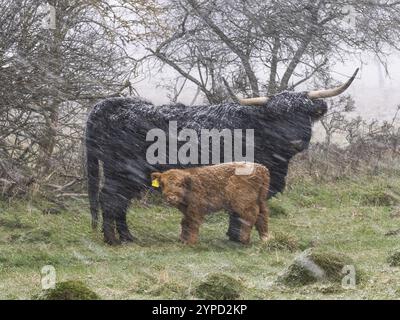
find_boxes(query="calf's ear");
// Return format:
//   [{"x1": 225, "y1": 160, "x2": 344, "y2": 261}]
[
  {"x1": 151, "y1": 172, "x2": 162, "y2": 181},
  {"x1": 151, "y1": 172, "x2": 162, "y2": 188}
]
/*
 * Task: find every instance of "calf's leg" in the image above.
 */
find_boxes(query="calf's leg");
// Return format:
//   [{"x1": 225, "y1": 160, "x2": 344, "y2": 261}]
[
  {"x1": 225, "y1": 176, "x2": 257, "y2": 243},
  {"x1": 180, "y1": 211, "x2": 204, "y2": 245},
  {"x1": 256, "y1": 201, "x2": 269, "y2": 242},
  {"x1": 237, "y1": 208, "x2": 258, "y2": 244}
]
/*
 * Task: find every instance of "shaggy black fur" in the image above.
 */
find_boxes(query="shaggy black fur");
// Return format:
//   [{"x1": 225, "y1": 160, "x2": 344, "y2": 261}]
[{"x1": 86, "y1": 92, "x2": 327, "y2": 245}]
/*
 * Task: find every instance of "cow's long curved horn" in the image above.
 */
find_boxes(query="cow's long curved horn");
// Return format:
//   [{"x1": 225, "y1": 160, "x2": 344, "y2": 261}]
[
  {"x1": 307, "y1": 68, "x2": 359, "y2": 99},
  {"x1": 239, "y1": 97, "x2": 270, "y2": 106}
]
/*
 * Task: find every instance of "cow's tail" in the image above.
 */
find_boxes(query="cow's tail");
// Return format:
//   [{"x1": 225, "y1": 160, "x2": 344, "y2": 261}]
[{"x1": 87, "y1": 144, "x2": 100, "y2": 230}]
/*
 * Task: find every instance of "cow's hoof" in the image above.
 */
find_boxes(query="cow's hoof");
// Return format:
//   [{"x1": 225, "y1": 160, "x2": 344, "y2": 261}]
[
  {"x1": 120, "y1": 233, "x2": 136, "y2": 243},
  {"x1": 104, "y1": 237, "x2": 121, "y2": 246}
]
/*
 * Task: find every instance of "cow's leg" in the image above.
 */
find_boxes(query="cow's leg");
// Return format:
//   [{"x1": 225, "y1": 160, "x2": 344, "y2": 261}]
[
  {"x1": 226, "y1": 212, "x2": 242, "y2": 243},
  {"x1": 99, "y1": 166, "x2": 141, "y2": 245},
  {"x1": 99, "y1": 184, "x2": 120, "y2": 246},
  {"x1": 267, "y1": 163, "x2": 288, "y2": 199},
  {"x1": 115, "y1": 187, "x2": 136, "y2": 243}
]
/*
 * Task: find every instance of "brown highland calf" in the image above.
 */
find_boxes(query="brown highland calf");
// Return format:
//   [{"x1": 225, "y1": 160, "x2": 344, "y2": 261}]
[{"x1": 151, "y1": 162, "x2": 270, "y2": 245}]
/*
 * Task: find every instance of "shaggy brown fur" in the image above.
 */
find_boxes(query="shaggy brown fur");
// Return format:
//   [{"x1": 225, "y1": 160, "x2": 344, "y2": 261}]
[{"x1": 151, "y1": 162, "x2": 270, "y2": 245}]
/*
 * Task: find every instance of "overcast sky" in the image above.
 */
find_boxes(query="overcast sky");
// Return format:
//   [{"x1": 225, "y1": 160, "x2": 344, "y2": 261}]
[{"x1": 135, "y1": 53, "x2": 400, "y2": 122}]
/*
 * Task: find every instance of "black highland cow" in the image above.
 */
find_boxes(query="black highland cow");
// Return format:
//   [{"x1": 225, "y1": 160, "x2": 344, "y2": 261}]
[{"x1": 86, "y1": 69, "x2": 359, "y2": 245}]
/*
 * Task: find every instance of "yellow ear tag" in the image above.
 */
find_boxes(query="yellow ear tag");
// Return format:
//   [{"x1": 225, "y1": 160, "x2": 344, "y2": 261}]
[{"x1": 152, "y1": 179, "x2": 160, "y2": 188}]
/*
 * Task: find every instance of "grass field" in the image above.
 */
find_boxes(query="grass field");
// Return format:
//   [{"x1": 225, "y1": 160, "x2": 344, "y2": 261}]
[{"x1": 1, "y1": 174, "x2": 400, "y2": 300}]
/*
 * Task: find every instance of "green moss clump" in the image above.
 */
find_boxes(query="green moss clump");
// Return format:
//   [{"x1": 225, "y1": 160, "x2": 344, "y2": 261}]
[
  {"x1": 265, "y1": 232, "x2": 298, "y2": 252},
  {"x1": 279, "y1": 261, "x2": 316, "y2": 287},
  {"x1": 279, "y1": 249, "x2": 355, "y2": 287},
  {"x1": 37, "y1": 281, "x2": 100, "y2": 300},
  {"x1": 387, "y1": 251, "x2": 400, "y2": 267},
  {"x1": 195, "y1": 273, "x2": 244, "y2": 300},
  {"x1": 361, "y1": 190, "x2": 397, "y2": 207}
]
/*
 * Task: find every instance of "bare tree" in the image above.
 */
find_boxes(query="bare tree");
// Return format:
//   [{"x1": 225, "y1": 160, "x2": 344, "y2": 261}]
[
  {"x1": 139, "y1": 0, "x2": 400, "y2": 103},
  {"x1": 0, "y1": 0, "x2": 133, "y2": 196},
  {"x1": 320, "y1": 95, "x2": 356, "y2": 150}
]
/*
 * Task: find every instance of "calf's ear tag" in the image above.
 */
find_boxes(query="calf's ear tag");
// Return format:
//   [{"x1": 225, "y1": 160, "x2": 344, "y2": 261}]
[{"x1": 152, "y1": 179, "x2": 160, "y2": 188}]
